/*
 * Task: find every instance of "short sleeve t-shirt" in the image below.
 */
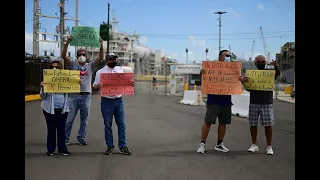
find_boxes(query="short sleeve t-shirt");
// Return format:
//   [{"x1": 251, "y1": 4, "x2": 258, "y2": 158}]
[{"x1": 68, "y1": 61, "x2": 95, "y2": 93}]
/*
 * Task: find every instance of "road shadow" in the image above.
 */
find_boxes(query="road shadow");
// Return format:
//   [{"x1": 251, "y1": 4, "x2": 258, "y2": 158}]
[
  {"x1": 146, "y1": 149, "x2": 265, "y2": 159},
  {"x1": 25, "y1": 151, "x2": 107, "y2": 158}
]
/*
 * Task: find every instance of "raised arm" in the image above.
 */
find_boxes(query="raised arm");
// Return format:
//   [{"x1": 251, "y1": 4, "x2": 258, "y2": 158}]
[
  {"x1": 93, "y1": 37, "x2": 104, "y2": 65},
  {"x1": 61, "y1": 35, "x2": 72, "y2": 66}
]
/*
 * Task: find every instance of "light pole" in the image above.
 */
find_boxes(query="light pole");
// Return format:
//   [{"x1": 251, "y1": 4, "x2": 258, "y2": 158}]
[
  {"x1": 107, "y1": 3, "x2": 110, "y2": 53},
  {"x1": 205, "y1": 48, "x2": 209, "y2": 60},
  {"x1": 185, "y1": 48, "x2": 188, "y2": 64},
  {"x1": 214, "y1": 11, "x2": 226, "y2": 52}
]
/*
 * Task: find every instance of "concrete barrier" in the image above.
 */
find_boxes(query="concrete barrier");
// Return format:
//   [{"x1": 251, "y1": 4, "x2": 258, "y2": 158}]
[
  {"x1": 231, "y1": 94, "x2": 250, "y2": 118},
  {"x1": 181, "y1": 90, "x2": 205, "y2": 106}
]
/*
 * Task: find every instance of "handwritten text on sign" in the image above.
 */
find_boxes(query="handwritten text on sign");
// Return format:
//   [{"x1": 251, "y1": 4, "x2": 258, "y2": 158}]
[
  {"x1": 243, "y1": 70, "x2": 275, "y2": 91},
  {"x1": 43, "y1": 69, "x2": 80, "y2": 93},
  {"x1": 100, "y1": 73, "x2": 134, "y2": 96},
  {"x1": 201, "y1": 61, "x2": 242, "y2": 95},
  {"x1": 70, "y1": 26, "x2": 100, "y2": 48}
]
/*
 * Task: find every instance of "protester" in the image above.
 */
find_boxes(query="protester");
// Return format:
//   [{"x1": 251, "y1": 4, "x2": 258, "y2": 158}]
[
  {"x1": 197, "y1": 50, "x2": 241, "y2": 154},
  {"x1": 92, "y1": 52, "x2": 135, "y2": 155},
  {"x1": 61, "y1": 35, "x2": 104, "y2": 146},
  {"x1": 239, "y1": 55, "x2": 280, "y2": 155},
  {"x1": 40, "y1": 60, "x2": 80, "y2": 156}
]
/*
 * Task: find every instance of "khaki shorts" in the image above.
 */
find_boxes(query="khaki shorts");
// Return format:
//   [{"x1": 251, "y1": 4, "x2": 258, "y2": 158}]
[{"x1": 204, "y1": 104, "x2": 232, "y2": 125}]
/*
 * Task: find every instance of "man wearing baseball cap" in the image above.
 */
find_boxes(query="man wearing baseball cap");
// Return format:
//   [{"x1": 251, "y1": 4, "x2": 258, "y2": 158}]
[{"x1": 92, "y1": 52, "x2": 134, "y2": 155}]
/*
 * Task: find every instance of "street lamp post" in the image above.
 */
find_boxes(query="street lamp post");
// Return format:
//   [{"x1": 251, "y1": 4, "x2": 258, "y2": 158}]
[
  {"x1": 214, "y1": 11, "x2": 226, "y2": 52},
  {"x1": 185, "y1": 48, "x2": 188, "y2": 64},
  {"x1": 205, "y1": 48, "x2": 209, "y2": 60}
]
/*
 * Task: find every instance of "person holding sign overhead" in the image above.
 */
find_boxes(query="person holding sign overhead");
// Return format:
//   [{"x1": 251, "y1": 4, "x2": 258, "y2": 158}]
[
  {"x1": 92, "y1": 52, "x2": 134, "y2": 155},
  {"x1": 197, "y1": 50, "x2": 242, "y2": 154},
  {"x1": 40, "y1": 60, "x2": 80, "y2": 156},
  {"x1": 61, "y1": 35, "x2": 104, "y2": 146},
  {"x1": 239, "y1": 55, "x2": 280, "y2": 155}
]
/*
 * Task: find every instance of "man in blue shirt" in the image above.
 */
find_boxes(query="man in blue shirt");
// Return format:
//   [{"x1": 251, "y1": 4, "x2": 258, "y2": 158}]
[{"x1": 197, "y1": 50, "x2": 240, "y2": 153}]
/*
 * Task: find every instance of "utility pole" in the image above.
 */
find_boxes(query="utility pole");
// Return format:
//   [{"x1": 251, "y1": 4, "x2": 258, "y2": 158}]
[
  {"x1": 33, "y1": 0, "x2": 40, "y2": 56},
  {"x1": 214, "y1": 11, "x2": 226, "y2": 52},
  {"x1": 59, "y1": 0, "x2": 65, "y2": 67},
  {"x1": 164, "y1": 56, "x2": 168, "y2": 95},
  {"x1": 107, "y1": 3, "x2": 110, "y2": 53},
  {"x1": 75, "y1": 0, "x2": 79, "y2": 56}
]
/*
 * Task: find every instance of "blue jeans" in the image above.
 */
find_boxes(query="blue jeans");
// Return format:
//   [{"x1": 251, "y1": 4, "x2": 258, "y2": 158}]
[
  {"x1": 65, "y1": 93, "x2": 91, "y2": 142},
  {"x1": 101, "y1": 97, "x2": 127, "y2": 149}
]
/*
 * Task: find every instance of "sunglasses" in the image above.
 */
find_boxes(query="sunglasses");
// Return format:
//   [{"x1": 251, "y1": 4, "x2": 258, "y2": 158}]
[
  {"x1": 77, "y1": 54, "x2": 86, "y2": 57},
  {"x1": 256, "y1": 61, "x2": 266, "y2": 64},
  {"x1": 51, "y1": 66, "x2": 61, "y2": 69},
  {"x1": 221, "y1": 54, "x2": 230, "y2": 57}
]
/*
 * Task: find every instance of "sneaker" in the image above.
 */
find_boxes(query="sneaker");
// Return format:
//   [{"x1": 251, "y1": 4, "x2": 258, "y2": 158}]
[
  {"x1": 266, "y1": 146, "x2": 274, "y2": 155},
  {"x1": 196, "y1": 143, "x2": 206, "y2": 154},
  {"x1": 105, "y1": 147, "x2": 114, "y2": 155},
  {"x1": 120, "y1": 146, "x2": 132, "y2": 155},
  {"x1": 77, "y1": 139, "x2": 88, "y2": 146},
  {"x1": 248, "y1": 144, "x2": 259, "y2": 153},
  {"x1": 214, "y1": 142, "x2": 230, "y2": 153},
  {"x1": 59, "y1": 151, "x2": 71, "y2": 156},
  {"x1": 46, "y1": 152, "x2": 54, "y2": 156},
  {"x1": 65, "y1": 141, "x2": 69, "y2": 145}
]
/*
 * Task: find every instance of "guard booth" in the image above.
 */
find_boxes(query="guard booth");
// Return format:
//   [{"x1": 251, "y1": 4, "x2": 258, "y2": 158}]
[{"x1": 169, "y1": 64, "x2": 202, "y2": 94}]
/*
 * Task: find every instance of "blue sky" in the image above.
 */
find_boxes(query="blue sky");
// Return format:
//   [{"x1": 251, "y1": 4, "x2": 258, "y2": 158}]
[{"x1": 25, "y1": 0, "x2": 295, "y2": 62}]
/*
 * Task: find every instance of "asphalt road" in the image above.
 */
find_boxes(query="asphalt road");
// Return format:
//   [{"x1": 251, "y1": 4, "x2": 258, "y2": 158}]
[{"x1": 25, "y1": 91, "x2": 295, "y2": 180}]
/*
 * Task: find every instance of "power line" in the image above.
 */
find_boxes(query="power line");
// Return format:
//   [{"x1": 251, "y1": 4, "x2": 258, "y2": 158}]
[
  {"x1": 139, "y1": 34, "x2": 294, "y2": 40},
  {"x1": 139, "y1": 30, "x2": 294, "y2": 36}
]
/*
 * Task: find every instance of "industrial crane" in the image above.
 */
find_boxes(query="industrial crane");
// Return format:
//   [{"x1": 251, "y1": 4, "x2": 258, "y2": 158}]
[{"x1": 260, "y1": 26, "x2": 269, "y2": 63}]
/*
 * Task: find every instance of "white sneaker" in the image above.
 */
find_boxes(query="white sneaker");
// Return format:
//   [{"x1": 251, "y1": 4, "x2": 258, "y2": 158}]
[
  {"x1": 266, "y1": 146, "x2": 274, "y2": 155},
  {"x1": 248, "y1": 144, "x2": 259, "y2": 153},
  {"x1": 214, "y1": 142, "x2": 230, "y2": 153},
  {"x1": 197, "y1": 143, "x2": 206, "y2": 154}
]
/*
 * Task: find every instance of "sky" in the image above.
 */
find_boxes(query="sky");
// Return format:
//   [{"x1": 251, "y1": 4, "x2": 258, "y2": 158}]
[{"x1": 25, "y1": 0, "x2": 295, "y2": 63}]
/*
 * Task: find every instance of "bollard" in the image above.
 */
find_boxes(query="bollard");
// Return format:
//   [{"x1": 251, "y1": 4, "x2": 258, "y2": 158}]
[
  {"x1": 194, "y1": 84, "x2": 196, "y2": 91},
  {"x1": 184, "y1": 83, "x2": 188, "y2": 90}
]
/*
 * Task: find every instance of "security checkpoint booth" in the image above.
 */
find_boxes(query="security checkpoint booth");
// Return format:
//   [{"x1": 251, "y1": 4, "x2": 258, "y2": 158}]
[{"x1": 169, "y1": 64, "x2": 202, "y2": 94}]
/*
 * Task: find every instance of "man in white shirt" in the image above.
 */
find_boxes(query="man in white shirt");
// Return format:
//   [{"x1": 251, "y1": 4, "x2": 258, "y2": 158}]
[{"x1": 92, "y1": 52, "x2": 134, "y2": 155}]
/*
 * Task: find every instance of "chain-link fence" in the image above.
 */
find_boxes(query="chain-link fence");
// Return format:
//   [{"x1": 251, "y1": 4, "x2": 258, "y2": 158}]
[{"x1": 132, "y1": 62, "x2": 185, "y2": 96}]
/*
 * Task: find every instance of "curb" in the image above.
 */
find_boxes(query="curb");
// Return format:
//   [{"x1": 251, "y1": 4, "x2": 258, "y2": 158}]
[{"x1": 25, "y1": 94, "x2": 41, "y2": 102}]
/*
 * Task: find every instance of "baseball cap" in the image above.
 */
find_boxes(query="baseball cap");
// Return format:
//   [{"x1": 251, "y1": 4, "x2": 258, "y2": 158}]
[{"x1": 106, "y1": 52, "x2": 118, "y2": 60}]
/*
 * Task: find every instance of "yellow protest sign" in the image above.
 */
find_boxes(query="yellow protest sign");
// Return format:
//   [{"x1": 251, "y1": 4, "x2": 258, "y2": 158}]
[
  {"x1": 243, "y1": 70, "x2": 275, "y2": 91},
  {"x1": 43, "y1": 69, "x2": 80, "y2": 93}
]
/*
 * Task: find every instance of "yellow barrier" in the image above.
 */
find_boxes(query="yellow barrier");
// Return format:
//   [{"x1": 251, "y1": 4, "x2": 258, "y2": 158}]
[
  {"x1": 194, "y1": 84, "x2": 196, "y2": 91},
  {"x1": 25, "y1": 94, "x2": 41, "y2": 102},
  {"x1": 284, "y1": 86, "x2": 293, "y2": 94},
  {"x1": 184, "y1": 83, "x2": 188, "y2": 90}
]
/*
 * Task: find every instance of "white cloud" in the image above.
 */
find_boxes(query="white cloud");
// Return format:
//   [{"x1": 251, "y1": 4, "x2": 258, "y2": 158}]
[
  {"x1": 257, "y1": 3, "x2": 264, "y2": 10},
  {"x1": 225, "y1": 7, "x2": 242, "y2": 19},
  {"x1": 25, "y1": 31, "x2": 75, "y2": 57},
  {"x1": 188, "y1": 36, "x2": 206, "y2": 47}
]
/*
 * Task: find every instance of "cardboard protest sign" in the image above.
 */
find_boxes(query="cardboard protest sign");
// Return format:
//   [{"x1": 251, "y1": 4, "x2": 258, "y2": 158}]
[
  {"x1": 70, "y1": 26, "x2": 100, "y2": 48},
  {"x1": 243, "y1": 70, "x2": 275, "y2": 91},
  {"x1": 100, "y1": 73, "x2": 134, "y2": 96},
  {"x1": 201, "y1": 61, "x2": 242, "y2": 95},
  {"x1": 43, "y1": 69, "x2": 80, "y2": 93}
]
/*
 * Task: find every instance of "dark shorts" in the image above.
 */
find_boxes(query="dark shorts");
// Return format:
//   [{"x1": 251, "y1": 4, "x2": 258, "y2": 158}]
[{"x1": 204, "y1": 104, "x2": 232, "y2": 125}]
